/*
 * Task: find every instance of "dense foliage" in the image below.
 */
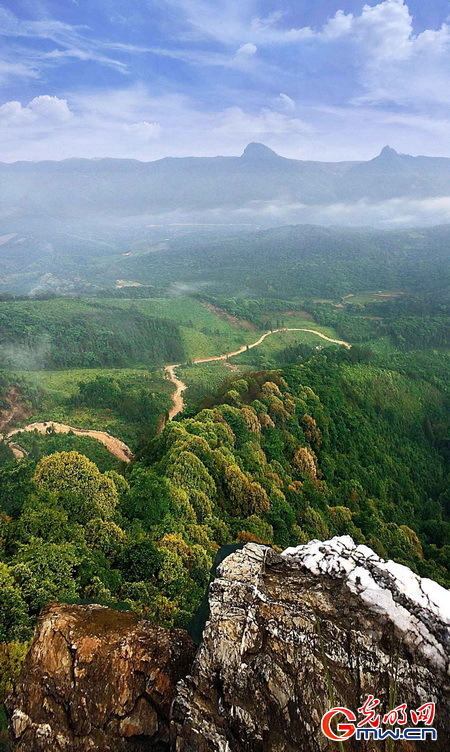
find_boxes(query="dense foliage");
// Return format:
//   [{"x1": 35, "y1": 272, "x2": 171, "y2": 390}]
[
  {"x1": 70, "y1": 373, "x2": 173, "y2": 438},
  {"x1": 0, "y1": 299, "x2": 184, "y2": 369},
  {"x1": 7, "y1": 432, "x2": 120, "y2": 473},
  {"x1": 306, "y1": 291, "x2": 450, "y2": 350},
  {"x1": 1, "y1": 356, "x2": 447, "y2": 662},
  {"x1": 126, "y1": 224, "x2": 450, "y2": 297}
]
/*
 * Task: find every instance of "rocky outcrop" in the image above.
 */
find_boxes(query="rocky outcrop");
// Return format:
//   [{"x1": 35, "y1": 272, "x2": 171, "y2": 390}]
[
  {"x1": 7, "y1": 538, "x2": 450, "y2": 751},
  {"x1": 172, "y1": 537, "x2": 450, "y2": 751},
  {"x1": 6, "y1": 602, "x2": 196, "y2": 751}
]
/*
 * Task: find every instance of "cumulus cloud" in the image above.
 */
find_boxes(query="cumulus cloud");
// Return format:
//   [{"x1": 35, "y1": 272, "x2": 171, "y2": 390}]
[
  {"x1": 0, "y1": 96, "x2": 72, "y2": 126},
  {"x1": 314, "y1": 1, "x2": 450, "y2": 106}
]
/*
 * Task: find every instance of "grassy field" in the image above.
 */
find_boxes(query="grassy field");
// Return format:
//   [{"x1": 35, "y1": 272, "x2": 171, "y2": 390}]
[
  {"x1": 177, "y1": 361, "x2": 251, "y2": 411},
  {"x1": 94, "y1": 296, "x2": 261, "y2": 361},
  {"x1": 16, "y1": 367, "x2": 173, "y2": 447},
  {"x1": 95, "y1": 296, "x2": 239, "y2": 331}
]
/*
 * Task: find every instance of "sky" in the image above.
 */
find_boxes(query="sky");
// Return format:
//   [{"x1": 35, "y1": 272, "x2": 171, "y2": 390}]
[{"x1": 1, "y1": 0, "x2": 450, "y2": 162}]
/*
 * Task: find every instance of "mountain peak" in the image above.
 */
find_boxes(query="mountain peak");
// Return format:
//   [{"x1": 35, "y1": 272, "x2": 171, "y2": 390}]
[
  {"x1": 241, "y1": 142, "x2": 280, "y2": 159},
  {"x1": 376, "y1": 145, "x2": 401, "y2": 160}
]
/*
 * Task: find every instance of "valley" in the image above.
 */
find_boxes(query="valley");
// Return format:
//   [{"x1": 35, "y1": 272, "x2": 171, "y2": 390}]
[
  {"x1": 0, "y1": 232, "x2": 448, "y2": 752},
  {"x1": 2, "y1": 3, "x2": 450, "y2": 746}
]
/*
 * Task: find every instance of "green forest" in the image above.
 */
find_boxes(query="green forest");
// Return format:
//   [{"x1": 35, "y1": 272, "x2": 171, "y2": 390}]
[
  {"x1": 122, "y1": 224, "x2": 450, "y2": 297},
  {"x1": 0, "y1": 250, "x2": 449, "y2": 742},
  {"x1": 0, "y1": 299, "x2": 184, "y2": 369},
  {"x1": 1, "y1": 348, "x2": 448, "y2": 718}
]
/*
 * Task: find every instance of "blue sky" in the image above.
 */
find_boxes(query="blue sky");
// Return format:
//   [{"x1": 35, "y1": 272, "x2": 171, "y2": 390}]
[{"x1": 1, "y1": 0, "x2": 450, "y2": 161}]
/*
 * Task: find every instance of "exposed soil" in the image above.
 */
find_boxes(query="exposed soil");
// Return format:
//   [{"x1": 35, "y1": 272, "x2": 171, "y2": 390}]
[
  {"x1": 201, "y1": 303, "x2": 255, "y2": 330},
  {"x1": 0, "y1": 387, "x2": 32, "y2": 434},
  {"x1": 115, "y1": 280, "x2": 143, "y2": 288},
  {"x1": 7, "y1": 422, "x2": 134, "y2": 463},
  {"x1": 164, "y1": 366, "x2": 187, "y2": 421},
  {"x1": 8, "y1": 442, "x2": 28, "y2": 460}
]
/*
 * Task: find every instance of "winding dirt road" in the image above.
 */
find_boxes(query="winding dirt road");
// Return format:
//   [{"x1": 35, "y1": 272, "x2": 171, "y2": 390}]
[
  {"x1": 5, "y1": 328, "x2": 350, "y2": 460},
  {"x1": 6, "y1": 422, "x2": 134, "y2": 463},
  {"x1": 165, "y1": 327, "x2": 351, "y2": 420}
]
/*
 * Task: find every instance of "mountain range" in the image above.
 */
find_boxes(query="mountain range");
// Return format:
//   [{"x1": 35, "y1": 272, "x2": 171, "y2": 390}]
[
  {"x1": 2, "y1": 143, "x2": 450, "y2": 294},
  {"x1": 3, "y1": 143, "x2": 450, "y2": 218}
]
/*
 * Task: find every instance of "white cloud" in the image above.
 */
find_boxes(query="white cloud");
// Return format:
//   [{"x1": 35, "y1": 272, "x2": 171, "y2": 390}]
[
  {"x1": 160, "y1": 1, "x2": 450, "y2": 111},
  {"x1": 313, "y1": 1, "x2": 450, "y2": 107},
  {"x1": 321, "y1": 10, "x2": 354, "y2": 40},
  {"x1": 197, "y1": 195, "x2": 450, "y2": 229},
  {"x1": 124, "y1": 121, "x2": 161, "y2": 140},
  {"x1": 0, "y1": 96, "x2": 72, "y2": 126},
  {"x1": 236, "y1": 42, "x2": 257, "y2": 56},
  {"x1": 213, "y1": 106, "x2": 310, "y2": 137},
  {"x1": 0, "y1": 60, "x2": 39, "y2": 82},
  {"x1": 0, "y1": 5, "x2": 140, "y2": 83},
  {"x1": 27, "y1": 95, "x2": 73, "y2": 122},
  {"x1": 279, "y1": 93, "x2": 295, "y2": 110}
]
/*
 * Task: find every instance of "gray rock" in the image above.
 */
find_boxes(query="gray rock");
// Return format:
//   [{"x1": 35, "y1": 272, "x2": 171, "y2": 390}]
[{"x1": 172, "y1": 540, "x2": 450, "y2": 751}]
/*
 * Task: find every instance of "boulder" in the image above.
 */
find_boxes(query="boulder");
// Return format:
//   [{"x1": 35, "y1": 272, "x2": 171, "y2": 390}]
[
  {"x1": 7, "y1": 602, "x2": 196, "y2": 751},
  {"x1": 172, "y1": 538, "x2": 450, "y2": 751}
]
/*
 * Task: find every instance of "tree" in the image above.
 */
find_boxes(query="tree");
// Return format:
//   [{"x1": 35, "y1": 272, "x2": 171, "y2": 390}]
[
  {"x1": 168, "y1": 451, "x2": 216, "y2": 497},
  {"x1": 293, "y1": 447, "x2": 317, "y2": 479},
  {"x1": 0, "y1": 641, "x2": 29, "y2": 704},
  {"x1": 224, "y1": 465, "x2": 270, "y2": 517},
  {"x1": 13, "y1": 496, "x2": 79, "y2": 545},
  {"x1": 118, "y1": 539, "x2": 162, "y2": 582},
  {"x1": 301, "y1": 414, "x2": 322, "y2": 451},
  {"x1": 34, "y1": 451, "x2": 101, "y2": 498},
  {"x1": 12, "y1": 539, "x2": 81, "y2": 612},
  {"x1": 123, "y1": 468, "x2": 170, "y2": 527},
  {"x1": 0, "y1": 563, "x2": 31, "y2": 642},
  {"x1": 0, "y1": 461, "x2": 35, "y2": 518},
  {"x1": 33, "y1": 452, "x2": 120, "y2": 523},
  {"x1": 84, "y1": 518, "x2": 125, "y2": 557}
]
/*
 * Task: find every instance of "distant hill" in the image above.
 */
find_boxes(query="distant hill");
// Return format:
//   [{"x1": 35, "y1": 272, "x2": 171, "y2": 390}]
[
  {"x1": 2, "y1": 143, "x2": 450, "y2": 294},
  {"x1": 3, "y1": 143, "x2": 450, "y2": 218}
]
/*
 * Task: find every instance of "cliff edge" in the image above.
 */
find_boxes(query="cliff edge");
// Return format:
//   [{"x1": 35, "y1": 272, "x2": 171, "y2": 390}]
[
  {"x1": 7, "y1": 537, "x2": 450, "y2": 751},
  {"x1": 172, "y1": 537, "x2": 450, "y2": 750},
  {"x1": 6, "y1": 603, "x2": 195, "y2": 751}
]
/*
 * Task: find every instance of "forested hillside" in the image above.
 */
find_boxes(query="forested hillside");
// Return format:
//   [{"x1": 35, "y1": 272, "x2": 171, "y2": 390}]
[
  {"x1": 1, "y1": 221, "x2": 450, "y2": 299},
  {"x1": 0, "y1": 299, "x2": 184, "y2": 369},
  {"x1": 122, "y1": 224, "x2": 450, "y2": 298},
  {"x1": 0, "y1": 354, "x2": 447, "y2": 659}
]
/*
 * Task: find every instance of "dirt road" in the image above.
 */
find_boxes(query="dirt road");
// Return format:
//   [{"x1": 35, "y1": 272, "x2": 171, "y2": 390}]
[
  {"x1": 6, "y1": 422, "x2": 134, "y2": 463},
  {"x1": 165, "y1": 327, "x2": 351, "y2": 420},
  {"x1": 5, "y1": 329, "x2": 350, "y2": 459}
]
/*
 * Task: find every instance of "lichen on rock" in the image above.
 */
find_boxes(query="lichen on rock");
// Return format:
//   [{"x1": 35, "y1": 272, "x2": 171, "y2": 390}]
[
  {"x1": 6, "y1": 602, "x2": 195, "y2": 751},
  {"x1": 172, "y1": 538, "x2": 450, "y2": 751}
]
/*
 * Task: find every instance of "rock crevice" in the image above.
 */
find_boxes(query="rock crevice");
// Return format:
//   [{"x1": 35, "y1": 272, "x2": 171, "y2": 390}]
[{"x1": 7, "y1": 538, "x2": 450, "y2": 751}]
